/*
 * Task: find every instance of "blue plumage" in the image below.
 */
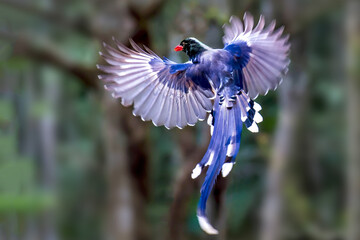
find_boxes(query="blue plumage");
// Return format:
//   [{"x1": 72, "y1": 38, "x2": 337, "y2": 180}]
[{"x1": 98, "y1": 13, "x2": 290, "y2": 234}]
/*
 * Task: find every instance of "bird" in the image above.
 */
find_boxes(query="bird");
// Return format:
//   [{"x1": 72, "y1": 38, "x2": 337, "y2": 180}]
[{"x1": 97, "y1": 12, "x2": 290, "y2": 234}]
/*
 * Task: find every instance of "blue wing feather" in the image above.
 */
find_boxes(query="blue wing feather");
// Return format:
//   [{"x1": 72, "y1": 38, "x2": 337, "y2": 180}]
[
  {"x1": 167, "y1": 62, "x2": 191, "y2": 74},
  {"x1": 224, "y1": 41, "x2": 251, "y2": 69},
  {"x1": 98, "y1": 40, "x2": 214, "y2": 129},
  {"x1": 223, "y1": 13, "x2": 290, "y2": 99}
]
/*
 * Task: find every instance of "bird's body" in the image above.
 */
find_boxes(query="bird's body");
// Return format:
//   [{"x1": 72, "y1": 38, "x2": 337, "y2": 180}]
[{"x1": 98, "y1": 13, "x2": 290, "y2": 234}]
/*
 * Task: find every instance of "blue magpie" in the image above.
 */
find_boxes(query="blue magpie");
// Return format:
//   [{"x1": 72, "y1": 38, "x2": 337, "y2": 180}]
[{"x1": 98, "y1": 12, "x2": 290, "y2": 234}]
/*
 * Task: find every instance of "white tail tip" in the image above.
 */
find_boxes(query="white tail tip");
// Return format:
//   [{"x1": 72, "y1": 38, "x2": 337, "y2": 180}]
[
  {"x1": 253, "y1": 102, "x2": 262, "y2": 111},
  {"x1": 247, "y1": 122, "x2": 259, "y2": 133},
  {"x1": 226, "y1": 143, "x2": 236, "y2": 157},
  {"x1": 222, "y1": 162, "x2": 234, "y2": 177},
  {"x1": 254, "y1": 111, "x2": 263, "y2": 123},
  {"x1": 197, "y1": 215, "x2": 219, "y2": 235},
  {"x1": 191, "y1": 164, "x2": 202, "y2": 179},
  {"x1": 205, "y1": 151, "x2": 215, "y2": 167}
]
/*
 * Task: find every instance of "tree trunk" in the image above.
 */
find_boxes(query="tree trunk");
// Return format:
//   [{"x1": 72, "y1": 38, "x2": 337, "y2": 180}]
[
  {"x1": 38, "y1": 66, "x2": 59, "y2": 240},
  {"x1": 102, "y1": 93, "x2": 150, "y2": 240},
  {"x1": 102, "y1": 96, "x2": 136, "y2": 240},
  {"x1": 259, "y1": 1, "x2": 308, "y2": 239},
  {"x1": 167, "y1": 127, "x2": 208, "y2": 240},
  {"x1": 346, "y1": 0, "x2": 360, "y2": 239}
]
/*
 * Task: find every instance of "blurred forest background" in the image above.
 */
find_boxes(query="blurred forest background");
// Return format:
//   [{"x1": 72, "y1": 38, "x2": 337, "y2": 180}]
[{"x1": 0, "y1": 0, "x2": 359, "y2": 239}]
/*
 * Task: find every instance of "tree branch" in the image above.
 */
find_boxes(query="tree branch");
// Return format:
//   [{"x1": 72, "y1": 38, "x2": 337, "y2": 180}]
[
  {"x1": 0, "y1": 31, "x2": 98, "y2": 89},
  {"x1": 0, "y1": 0, "x2": 97, "y2": 37}
]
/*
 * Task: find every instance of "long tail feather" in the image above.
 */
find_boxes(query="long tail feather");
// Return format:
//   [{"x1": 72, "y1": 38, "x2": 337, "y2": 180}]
[
  {"x1": 194, "y1": 91, "x2": 261, "y2": 234},
  {"x1": 197, "y1": 96, "x2": 228, "y2": 234}
]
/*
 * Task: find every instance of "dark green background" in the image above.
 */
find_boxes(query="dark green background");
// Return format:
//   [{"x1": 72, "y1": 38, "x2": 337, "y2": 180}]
[{"x1": 0, "y1": 0, "x2": 359, "y2": 239}]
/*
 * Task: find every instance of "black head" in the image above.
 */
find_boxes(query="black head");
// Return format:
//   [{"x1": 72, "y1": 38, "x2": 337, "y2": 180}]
[{"x1": 174, "y1": 38, "x2": 208, "y2": 61}]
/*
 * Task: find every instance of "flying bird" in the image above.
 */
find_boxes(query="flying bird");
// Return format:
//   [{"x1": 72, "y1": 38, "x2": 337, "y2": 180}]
[{"x1": 97, "y1": 12, "x2": 290, "y2": 234}]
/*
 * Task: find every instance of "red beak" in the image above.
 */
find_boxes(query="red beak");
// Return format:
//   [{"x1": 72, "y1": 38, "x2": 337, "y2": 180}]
[{"x1": 174, "y1": 45, "x2": 183, "y2": 51}]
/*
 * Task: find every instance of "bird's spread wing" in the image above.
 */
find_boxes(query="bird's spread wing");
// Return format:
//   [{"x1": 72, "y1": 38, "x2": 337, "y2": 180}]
[
  {"x1": 98, "y1": 39, "x2": 214, "y2": 129},
  {"x1": 223, "y1": 12, "x2": 290, "y2": 99}
]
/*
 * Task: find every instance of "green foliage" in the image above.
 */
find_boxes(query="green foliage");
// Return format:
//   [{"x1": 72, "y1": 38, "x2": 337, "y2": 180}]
[
  {"x1": 0, "y1": 193, "x2": 54, "y2": 213},
  {"x1": 54, "y1": 35, "x2": 99, "y2": 66},
  {"x1": 204, "y1": 7, "x2": 228, "y2": 25},
  {"x1": 0, "y1": 100, "x2": 13, "y2": 124},
  {"x1": 149, "y1": 127, "x2": 175, "y2": 200},
  {"x1": 0, "y1": 135, "x2": 16, "y2": 161},
  {"x1": 0, "y1": 160, "x2": 35, "y2": 193},
  {"x1": 0, "y1": 98, "x2": 54, "y2": 214},
  {"x1": 227, "y1": 181, "x2": 261, "y2": 232}
]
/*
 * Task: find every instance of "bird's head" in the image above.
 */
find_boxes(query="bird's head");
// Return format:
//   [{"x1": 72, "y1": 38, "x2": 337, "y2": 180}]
[{"x1": 174, "y1": 38, "x2": 209, "y2": 61}]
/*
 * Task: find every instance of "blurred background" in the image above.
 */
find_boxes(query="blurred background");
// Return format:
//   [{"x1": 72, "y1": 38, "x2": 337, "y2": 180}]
[{"x1": 0, "y1": 0, "x2": 359, "y2": 239}]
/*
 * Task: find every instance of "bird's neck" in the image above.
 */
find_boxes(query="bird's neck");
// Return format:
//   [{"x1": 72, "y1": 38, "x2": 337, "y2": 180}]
[{"x1": 186, "y1": 44, "x2": 209, "y2": 63}]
